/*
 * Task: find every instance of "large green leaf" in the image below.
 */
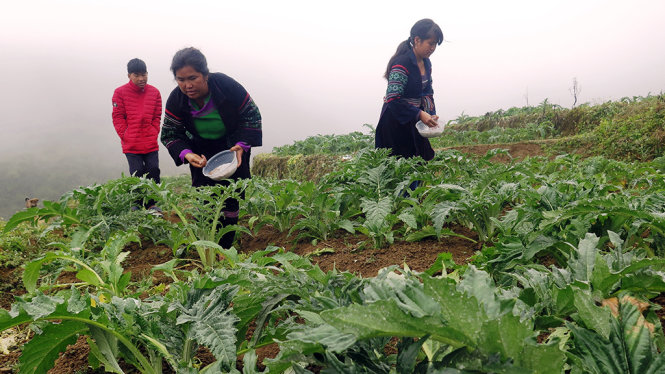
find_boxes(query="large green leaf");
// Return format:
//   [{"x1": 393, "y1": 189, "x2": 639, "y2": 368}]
[
  {"x1": 22, "y1": 258, "x2": 46, "y2": 294},
  {"x1": 519, "y1": 340, "x2": 567, "y2": 374},
  {"x1": 569, "y1": 233, "x2": 599, "y2": 282},
  {"x1": 573, "y1": 291, "x2": 612, "y2": 339},
  {"x1": 18, "y1": 320, "x2": 87, "y2": 374},
  {"x1": 23, "y1": 252, "x2": 104, "y2": 293},
  {"x1": 568, "y1": 299, "x2": 665, "y2": 373},
  {"x1": 457, "y1": 266, "x2": 501, "y2": 318},
  {"x1": 477, "y1": 312, "x2": 534, "y2": 360},
  {"x1": 363, "y1": 271, "x2": 439, "y2": 318},
  {"x1": 286, "y1": 323, "x2": 357, "y2": 353},
  {"x1": 568, "y1": 322, "x2": 629, "y2": 373},
  {"x1": 320, "y1": 299, "x2": 470, "y2": 348},
  {"x1": 423, "y1": 276, "x2": 482, "y2": 347},
  {"x1": 2, "y1": 208, "x2": 43, "y2": 233}
]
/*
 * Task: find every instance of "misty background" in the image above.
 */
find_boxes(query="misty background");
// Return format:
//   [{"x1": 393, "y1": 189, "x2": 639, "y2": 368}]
[{"x1": 1, "y1": 0, "x2": 664, "y2": 219}]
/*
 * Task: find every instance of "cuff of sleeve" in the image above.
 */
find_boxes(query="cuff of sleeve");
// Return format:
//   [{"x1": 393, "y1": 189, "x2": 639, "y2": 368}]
[
  {"x1": 236, "y1": 142, "x2": 251, "y2": 152},
  {"x1": 179, "y1": 149, "x2": 193, "y2": 164}
]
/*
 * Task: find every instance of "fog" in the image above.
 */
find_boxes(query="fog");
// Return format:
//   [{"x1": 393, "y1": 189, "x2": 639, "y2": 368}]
[{"x1": 1, "y1": 0, "x2": 664, "y2": 218}]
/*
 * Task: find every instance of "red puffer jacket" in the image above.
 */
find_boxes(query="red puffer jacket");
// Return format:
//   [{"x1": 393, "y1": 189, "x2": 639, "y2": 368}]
[{"x1": 112, "y1": 81, "x2": 162, "y2": 154}]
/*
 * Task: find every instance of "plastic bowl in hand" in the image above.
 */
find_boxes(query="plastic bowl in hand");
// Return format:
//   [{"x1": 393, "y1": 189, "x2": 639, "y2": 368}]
[
  {"x1": 415, "y1": 120, "x2": 445, "y2": 138},
  {"x1": 202, "y1": 150, "x2": 238, "y2": 181}
]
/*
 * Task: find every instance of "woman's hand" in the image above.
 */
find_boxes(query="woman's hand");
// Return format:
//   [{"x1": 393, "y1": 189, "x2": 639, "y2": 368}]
[
  {"x1": 229, "y1": 144, "x2": 244, "y2": 168},
  {"x1": 419, "y1": 111, "x2": 439, "y2": 128},
  {"x1": 185, "y1": 152, "x2": 207, "y2": 168}
]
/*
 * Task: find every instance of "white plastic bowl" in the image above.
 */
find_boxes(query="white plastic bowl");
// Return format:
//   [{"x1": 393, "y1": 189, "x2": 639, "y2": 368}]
[
  {"x1": 202, "y1": 150, "x2": 238, "y2": 180},
  {"x1": 415, "y1": 120, "x2": 445, "y2": 138}
]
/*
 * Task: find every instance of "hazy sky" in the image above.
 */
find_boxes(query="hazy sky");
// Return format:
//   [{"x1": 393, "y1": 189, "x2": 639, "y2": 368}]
[{"x1": 1, "y1": 0, "x2": 664, "y2": 164}]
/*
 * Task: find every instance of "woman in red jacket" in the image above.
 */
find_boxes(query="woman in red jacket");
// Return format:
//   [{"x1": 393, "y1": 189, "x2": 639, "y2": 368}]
[{"x1": 112, "y1": 58, "x2": 163, "y2": 212}]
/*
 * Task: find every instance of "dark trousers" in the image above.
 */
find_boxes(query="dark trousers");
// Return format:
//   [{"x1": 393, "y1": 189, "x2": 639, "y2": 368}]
[
  {"x1": 125, "y1": 151, "x2": 161, "y2": 183},
  {"x1": 125, "y1": 151, "x2": 160, "y2": 207}
]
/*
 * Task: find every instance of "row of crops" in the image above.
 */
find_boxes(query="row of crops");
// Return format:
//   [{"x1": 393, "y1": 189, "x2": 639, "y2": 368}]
[
  {"x1": 3, "y1": 147, "x2": 665, "y2": 372},
  {"x1": 272, "y1": 94, "x2": 665, "y2": 163}
]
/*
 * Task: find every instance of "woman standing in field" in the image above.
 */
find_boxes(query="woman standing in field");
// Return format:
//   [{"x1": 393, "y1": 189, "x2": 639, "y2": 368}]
[
  {"x1": 375, "y1": 19, "x2": 443, "y2": 160},
  {"x1": 161, "y1": 47, "x2": 262, "y2": 248}
]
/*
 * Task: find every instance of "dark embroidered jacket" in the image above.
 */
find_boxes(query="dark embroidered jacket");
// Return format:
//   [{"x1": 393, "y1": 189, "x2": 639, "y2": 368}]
[
  {"x1": 375, "y1": 49, "x2": 436, "y2": 160},
  {"x1": 161, "y1": 73, "x2": 262, "y2": 167}
]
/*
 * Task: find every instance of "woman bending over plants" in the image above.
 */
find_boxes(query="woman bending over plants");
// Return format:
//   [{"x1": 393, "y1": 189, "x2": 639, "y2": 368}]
[{"x1": 161, "y1": 47, "x2": 262, "y2": 248}]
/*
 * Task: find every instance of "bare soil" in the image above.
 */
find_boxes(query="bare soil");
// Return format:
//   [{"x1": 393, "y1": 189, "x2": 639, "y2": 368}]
[
  {"x1": 1, "y1": 142, "x2": 662, "y2": 373},
  {"x1": 0, "y1": 223, "x2": 479, "y2": 374}
]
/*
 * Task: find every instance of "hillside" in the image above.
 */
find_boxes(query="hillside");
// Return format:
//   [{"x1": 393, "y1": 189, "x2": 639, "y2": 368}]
[{"x1": 2, "y1": 93, "x2": 665, "y2": 373}]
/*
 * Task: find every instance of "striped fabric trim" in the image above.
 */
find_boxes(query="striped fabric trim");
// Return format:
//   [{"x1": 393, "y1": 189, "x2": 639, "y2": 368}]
[
  {"x1": 422, "y1": 95, "x2": 436, "y2": 114},
  {"x1": 238, "y1": 96, "x2": 262, "y2": 130},
  {"x1": 384, "y1": 65, "x2": 409, "y2": 103},
  {"x1": 404, "y1": 98, "x2": 421, "y2": 107},
  {"x1": 162, "y1": 111, "x2": 185, "y2": 148},
  {"x1": 164, "y1": 108, "x2": 181, "y2": 121},
  {"x1": 392, "y1": 64, "x2": 409, "y2": 74},
  {"x1": 238, "y1": 93, "x2": 250, "y2": 111}
]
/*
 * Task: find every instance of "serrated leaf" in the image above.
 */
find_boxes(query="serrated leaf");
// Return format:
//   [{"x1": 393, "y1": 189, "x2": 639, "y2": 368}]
[
  {"x1": 176, "y1": 286, "x2": 240, "y2": 370},
  {"x1": 478, "y1": 312, "x2": 533, "y2": 360},
  {"x1": 242, "y1": 349, "x2": 260, "y2": 374},
  {"x1": 422, "y1": 276, "x2": 481, "y2": 346},
  {"x1": 570, "y1": 233, "x2": 599, "y2": 282},
  {"x1": 567, "y1": 298, "x2": 665, "y2": 374},
  {"x1": 398, "y1": 212, "x2": 418, "y2": 229},
  {"x1": 87, "y1": 340, "x2": 121, "y2": 373},
  {"x1": 432, "y1": 201, "x2": 456, "y2": 232},
  {"x1": 361, "y1": 197, "x2": 392, "y2": 225}
]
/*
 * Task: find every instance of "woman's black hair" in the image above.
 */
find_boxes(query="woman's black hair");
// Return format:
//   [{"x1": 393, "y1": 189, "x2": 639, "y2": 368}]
[
  {"x1": 170, "y1": 47, "x2": 209, "y2": 77},
  {"x1": 383, "y1": 19, "x2": 443, "y2": 79}
]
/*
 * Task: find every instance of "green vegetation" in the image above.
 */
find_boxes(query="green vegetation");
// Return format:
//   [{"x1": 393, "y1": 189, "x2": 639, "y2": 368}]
[
  {"x1": 261, "y1": 94, "x2": 665, "y2": 162},
  {"x1": 271, "y1": 125, "x2": 375, "y2": 156},
  {"x1": 4, "y1": 147, "x2": 665, "y2": 372},
  {"x1": 2, "y1": 93, "x2": 665, "y2": 372}
]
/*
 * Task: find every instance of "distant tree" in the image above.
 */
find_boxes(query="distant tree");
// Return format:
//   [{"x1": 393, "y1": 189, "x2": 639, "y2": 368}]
[{"x1": 569, "y1": 77, "x2": 581, "y2": 107}]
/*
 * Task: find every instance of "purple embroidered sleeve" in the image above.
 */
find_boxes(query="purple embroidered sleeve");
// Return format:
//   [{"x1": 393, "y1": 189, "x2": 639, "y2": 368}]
[
  {"x1": 236, "y1": 142, "x2": 251, "y2": 152},
  {"x1": 179, "y1": 149, "x2": 193, "y2": 163}
]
